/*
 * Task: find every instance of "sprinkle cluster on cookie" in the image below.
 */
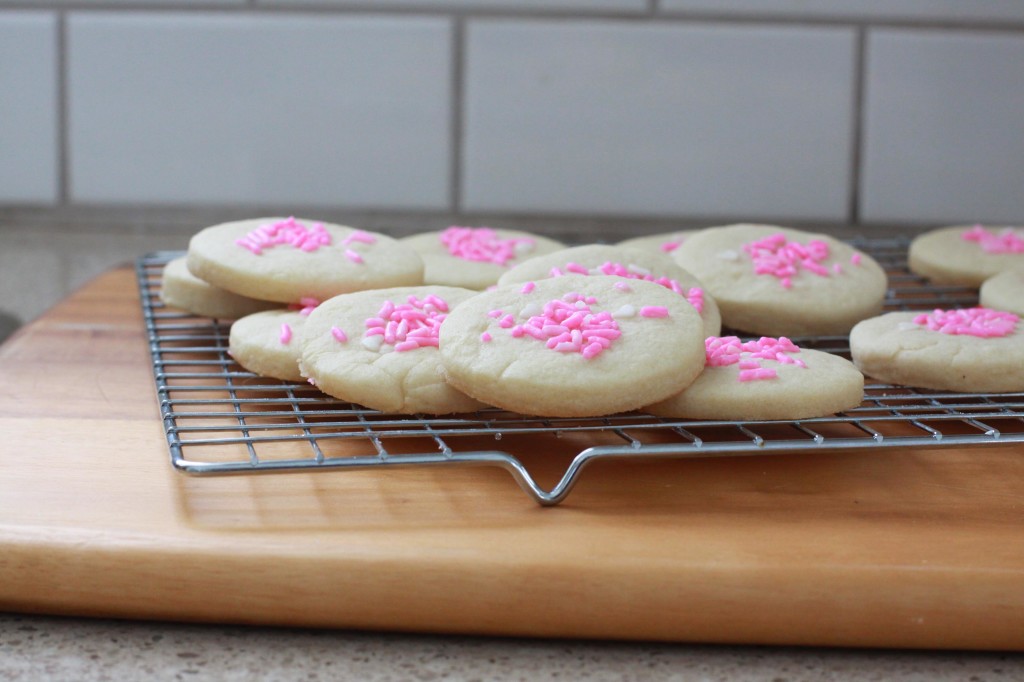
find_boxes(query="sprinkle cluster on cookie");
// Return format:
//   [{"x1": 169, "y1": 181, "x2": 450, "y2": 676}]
[
  {"x1": 440, "y1": 226, "x2": 535, "y2": 266},
  {"x1": 547, "y1": 261, "x2": 704, "y2": 313},
  {"x1": 235, "y1": 217, "x2": 332, "y2": 255},
  {"x1": 961, "y1": 225, "x2": 1024, "y2": 254},
  {"x1": 479, "y1": 283, "x2": 677, "y2": 361},
  {"x1": 705, "y1": 336, "x2": 807, "y2": 382},
  {"x1": 742, "y1": 232, "x2": 862, "y2": 289},
  {"x1": 913, "y1": 307, "x2": 1018, "y2": 338},
  {"x1": 360, "y1": 294, "x2": 450, "y2": 353},
  {"x1": 487, "y1": 292, "x2": 622, "y2": 359}
]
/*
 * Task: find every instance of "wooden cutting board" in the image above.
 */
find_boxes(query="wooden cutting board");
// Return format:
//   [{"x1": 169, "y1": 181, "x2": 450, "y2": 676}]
[{"x1": 1, "y1": 264, "x2": 1022, "y2": 650}]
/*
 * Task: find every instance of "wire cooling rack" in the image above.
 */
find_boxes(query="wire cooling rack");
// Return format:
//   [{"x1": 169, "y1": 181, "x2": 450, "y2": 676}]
[{"x1": 139, "y1": 238, "x2": 1024, "y2": 505}]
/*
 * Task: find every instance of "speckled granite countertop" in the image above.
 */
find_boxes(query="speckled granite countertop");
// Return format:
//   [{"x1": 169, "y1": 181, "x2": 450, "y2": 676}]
[{"x1": 2, "y1": 613, "x2": 1022, "y2": 681}]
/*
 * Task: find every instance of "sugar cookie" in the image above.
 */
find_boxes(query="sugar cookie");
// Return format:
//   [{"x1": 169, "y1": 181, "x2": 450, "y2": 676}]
[
  {"x1": 299, "y1": 286, "x2": 486, "y2": 414},
  {"x1": 399, "y1": 226, "x2": 564, "y2": 289},
  {"x1": 673, "y1": 224, "x2": 887, "y2": 336},
  {"x1": 160, "y1": 257, "x2": 277, "y2": 320},
  {"x1": 616, "y1": 230, "x2": 699, "y2": 256},
  {"x1": 908, "y1": 224, "x2": 1024, "y2": 286},
  {"x1": 228, "y1": 309, "x2": 311, "y2": 382},
  {"x1": 980, "y1": 269, "x2": 1024, "y2": 316},
  {"x1": 187, "y1": 217, "x2": 424, "y2": 303},
  {"x1": 496, "y1": 244, "x2": 721, "y2": 336},
  {"x1": 647, "y1": 336, "x2": 864, "y2": 420},
  {"x1": 438, "y1": 275, "x2": 706, "y2": 417},
  {"x1": 850, "y1": 308, "x2": 1024, "y2": 392}
]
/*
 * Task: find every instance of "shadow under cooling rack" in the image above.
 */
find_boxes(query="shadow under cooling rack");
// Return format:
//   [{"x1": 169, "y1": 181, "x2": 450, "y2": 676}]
[{"x1": 138, "y1": 238, "x2": 1024, "y2": 505}]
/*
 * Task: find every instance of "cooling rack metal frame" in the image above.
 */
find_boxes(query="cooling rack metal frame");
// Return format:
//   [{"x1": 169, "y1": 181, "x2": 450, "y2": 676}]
[{"x1": 139, "y1": 238, "x2": 1024, "y2": 505}]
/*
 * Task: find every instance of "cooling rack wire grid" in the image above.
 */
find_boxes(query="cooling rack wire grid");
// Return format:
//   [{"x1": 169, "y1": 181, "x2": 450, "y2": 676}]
[{"x1": 139, "y1": 238, "x2": 1024, "y2": 505}]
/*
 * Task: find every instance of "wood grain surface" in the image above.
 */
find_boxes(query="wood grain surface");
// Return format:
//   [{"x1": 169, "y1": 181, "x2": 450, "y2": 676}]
[{"x1": 1, "y1": 265, "x2": 1023, "y2": 649}]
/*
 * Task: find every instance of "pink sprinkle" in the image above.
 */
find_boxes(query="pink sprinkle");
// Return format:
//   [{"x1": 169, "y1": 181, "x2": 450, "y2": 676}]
[
  {"x1": 341, "y1": 229, "x2": 377, "y2": 246},
  {"x1": 481, "y1": 332, "x2": 492, "y2": 342},
  {"x1": 362, "y1": 295, "x2": 450, "y2": 352},
  {"x1": 331, "y1": 326, "x2": 348, "y2": 342},
  {"x1": 234, "y1": 238, "x2": 262, "y2": 255},
  {"x1": 566, "y1": 262, "x2": 589, "y2": 275},
  {"x1": 851, "y1": 252, "x2": 862, "y2": 266},
  {"x1": 236, "y1": 217, "x2": 332, "y2": 255},
  {"x1": 289, "y1": 296, "x2": 320, "y2": 316},
  {"x1": 520, "y1": 281, "x2": 536, "y2": 294},
  {"x1": 832, "y1": 263, "x2": 843, "y2": 274},
  {"x1": 685, "y1": 287, "x2": 704, "y2": 315},
  {"x1": 660, "y1": 241, "x2": 682, "y2": 253},
  {"x1": 487, "y1": 309, "x2": 504, "y2": 318},
  {"x1": 498, "y1": 314, "x2": 515, "y2": 328},
  {"x1": 913, "y1": 307, "x2": 1018, "y2": 338},
  {"x1": 345, "y1": 248, "x2": 364, "y2": 264},
  {"x1": 613, "y1": 281, "x2": 632, "y2": 292},
  {"x1": 739, "y1": 368, "x2": 778, "y2": 382},
  {"x1": 961, "y1": 225, "x2": 1024, "y2": 254},
  {"x1": 742, "y1": 233, "x2": 833, "y2": 287},
  {"x1": 439, "y1": 226, "x2": 534, "y2": 266},
  {"x1": 279, "y1": 323, "x2": 293, "y2": 345},
  {"x1": 705, "y1": 335, "x2": 806, "y2": 382},
  {"x1": 639, "y1": 306, "x2": 669, "y2": 318}
]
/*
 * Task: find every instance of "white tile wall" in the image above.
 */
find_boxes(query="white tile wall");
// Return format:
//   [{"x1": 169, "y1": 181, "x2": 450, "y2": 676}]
[
  {"x1": 0, "y1": 13, "x2": 57, "y2": 203},
  {"x1": 659, "y1": 1, "x2": 1024, "y2": 23},
  {"x1": 0, "y1": 0, "x2": 243, "y2": 4},
  {"x1": 860, "y1": 29, "x2": 1024, "y2": 224},
  {"x1": 2, "y1": 2, "x2": 1024, "y2": 225},
  {"x1": 67, "y1": 13, "x2": 452, "y2": 208},
  {"x1": 263, "y1": 0, "x2": 644, "y2": 10},
  {"x1": 462, "y1": 20, "x2": 856, "y2": 221}
]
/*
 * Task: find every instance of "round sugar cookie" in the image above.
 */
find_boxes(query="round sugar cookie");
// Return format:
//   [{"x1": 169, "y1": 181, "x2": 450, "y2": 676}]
[
  {"x1": 399, "y1": 227, "x2": 565, "y2": 289},
  {"x1": 496, "y1": 244, "x2": 721, "y2": 336},
  {"x1": 187, "y1": 217, "x2": 424, "y2": 303},
  {"x1": 160, "y1": 257, "x2": 277, "y2": 320},
  {"x1": 849, "y1": 308, "x2": 1024, "y2": 392},
  {"x1": 616, "y1": 230, "x2": 699, "y2": 256},
  {"x1": 673, "y1": 224, "x2": 887, "y2": 336},
  {"x1": 908, "y1": 225, "x2": 1024, "y2": 286},
  {"x1": 299, "y1": 287, "x2": 486, "y2": 414},
  {"x1": 980, "y1": 269, "x2": 1024, "y2": 316},
  {"x1": 229, "y1": 309, "x2": 308, "y2": 382},
  {"x1": 647, "y1": 336, "x2": 864, "y2": 420},
  {"x1": 438, "y1": 275, "x2": 706, "y2": 418}
]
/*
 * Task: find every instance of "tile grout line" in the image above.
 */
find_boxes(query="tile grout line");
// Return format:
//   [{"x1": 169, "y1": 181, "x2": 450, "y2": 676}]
[
  {"x1": 847, "y1": 25, "x2": 867, "y2": 225},
  {"x1": 4, "y1": 4, "x2": 1024, "y2": 31},
  {"x1": 56, "y1": 10, "x2": 70, "y2": 207},
  {"x1": 448, "y1": 16, "x2": 465, "y2": 215}
]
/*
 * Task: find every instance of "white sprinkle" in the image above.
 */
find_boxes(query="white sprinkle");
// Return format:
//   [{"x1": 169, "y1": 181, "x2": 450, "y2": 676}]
[
  {"x1": 626, "y1": 263, "x2": 651, "y2": 276},
  {"x1": 520, "y1": 302, "x2": 542, "y2": 318},
  {"x1": 513, "y1": 241, "x2": 534, "y2": 255},
  {"x1": 361, "y1": 335, "x2": 384, "y2": 351},
  {"x1": 612, "y1": 304, "x2": 636, "y2": 319},
  {"x1": 897, "y1": 322, "x2": 920, "y2": 331},
  {"x1": 575, "y1": 300, "x2": 587, "y2": 309},
  {"x1": 716, "y1": 249, "x2": 739, "y2": 261}
]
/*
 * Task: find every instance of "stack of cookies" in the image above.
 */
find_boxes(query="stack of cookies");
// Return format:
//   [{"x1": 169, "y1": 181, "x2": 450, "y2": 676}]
[
  {"x1": 161, "y1": 217, "x2": 1024, "y2": 421},
  {"x1": 848, "y1": 224, "x2": 1024, "y2": 393}
]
